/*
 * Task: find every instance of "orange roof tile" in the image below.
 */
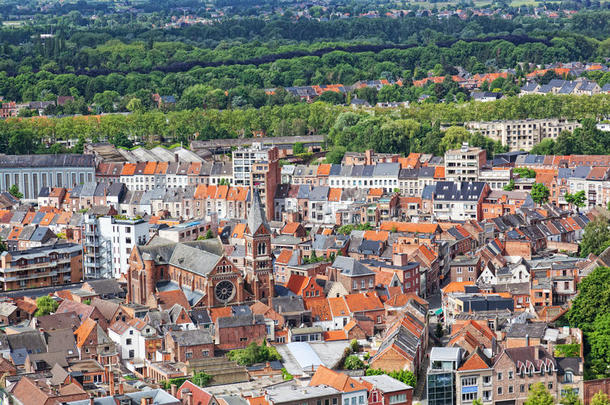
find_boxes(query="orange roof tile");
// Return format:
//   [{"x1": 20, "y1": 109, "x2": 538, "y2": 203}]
[
  {"x1": 442, "y1": 281, "x2": 476, "y2": 294},
  {"x1": 328, "y1": 297, "x2": 349, "y2": 318},
  {"x1": 155, "y1": 161, "x2": 169, "y2": 175},
  {"x1": 458, "y1": 350, "x2": 491, "y2": 371},
  {"x1": 187, "y1": 162, "x2": 202, "y2": 175},
  {"x1": 328, "y1": 188, "x2": 342, "y2": 202},
  {"x1": 275, "y1": 249, "x2": 294, "y2": 265},
  {"x1": 368, "y1": 188, "x2": 384, "y2": 197},
  {"x1": 209, "y1": 307, "x2": 232, "y2": 323},
  {"x1": 434, "y1": 166, "x2": 445, "y2": 179},
  {"x1": 121, "y1": 163, "x2": 136, "y2": 176},
  {"x1": 49, "y1": 187, "x2": 65, "y2": 197},
  {"x1": 281, "y1": 222, "x2": 301, "y2": 235},
  {"x1": 231, "y1": 223, "x2": 246, "y2": 239},
  {"x1": 305, "y1": 297, "x2": 332, "y2": 322},
  {"x1": 8, "y1": 227, "x2": 23, "y2": 240},
  {"x1": 323, "y1": 330, "x2": 348, "y2": 341},
  {"x1": 194, "y1": 185, "x2": 208, "y2": 199},
  {"x1": 310, "y1": 366, "x2": 367, "y2": 392},
  {"x1": 380, "y1": 222, "x2": 440, "y2": 234},
  {"x1": 215, "y1": 185, "x2": 229, "y2": 200},
  {"x1": 344, "y1": 292, "x2": 383, "y2": 313},
  {"x1": 247, "y1": 395, "x2": 269, "y2": 405},
  {"x1": 363, "y1": 230, "x2": 389, "y2": 241},
  {"x1": 74, "y1": 318, "x2": 97, "y2": 349},
  {"x1": 317, "y1": 164, "x2": 331, "y2": 176},
  {"x1": 22, "y1": 211, "x2": 35, "y2": 225},
  {"x1": 206, "y1": 185, "x2": 217, "y2": 199},
  {"x1": 39, "y1": 213, "x2": 55, "y2": 226},
  {"x1": 156, "y1": 289, "x2": 191, "y2": 311},
  {"x1": 417, "y1": 244, "x2": 437, "y2": 262},
  {"x1": 143, "y1": 161, "x2": 157, "y2": 175}
]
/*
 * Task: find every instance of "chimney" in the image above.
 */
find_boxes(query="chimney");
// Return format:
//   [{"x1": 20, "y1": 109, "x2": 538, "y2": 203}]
[
  {"x1": 89, "y1": 397, "x2": 94, "y2": 405},
  {"x1": 534, "y1": 345, "x2": 539, "y2": 361},
  {"x1": 171, "y1": 384, "x2": 177, "y2": 397},
  {"x1": 525, "y1": 334, "x2": 529, "y2": 347},
  {"x1": 118, "y1": 382, "x2": 124, "y2": 395},
  {"x1": 175, "y1": 154, "x2": 179, "y2": 163}
]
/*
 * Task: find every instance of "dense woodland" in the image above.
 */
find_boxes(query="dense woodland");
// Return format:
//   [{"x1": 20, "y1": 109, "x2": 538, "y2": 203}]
[
  {"x1": 2, "y1": 94, "x2": 610, "y2": 159},
  {"x1": 2, "y1": 4, "x2": 610, "y2": 157}
]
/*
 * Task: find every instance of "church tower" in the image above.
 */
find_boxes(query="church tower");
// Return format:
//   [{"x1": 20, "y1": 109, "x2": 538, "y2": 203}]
[{"x1": 244, "y1": 189, "x2": 274, "y2": 301}]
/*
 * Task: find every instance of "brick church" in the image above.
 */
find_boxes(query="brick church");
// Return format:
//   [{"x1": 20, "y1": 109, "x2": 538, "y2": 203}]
[{"x1": 127, "y1": 190, "x2": 274, "y2": 308}]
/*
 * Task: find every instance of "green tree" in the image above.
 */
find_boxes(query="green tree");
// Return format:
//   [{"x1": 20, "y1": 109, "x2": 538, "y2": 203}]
[
  {"x1": 293, "y1": 142, "x2": 305, "y2": 154},
  {"x1": 592, "y1": 391, "x2": 610, "y2": 405},
  {"x1": 439, "y1": 126, "x2": 470, "y2": 152},
  {"x1": 560, "y1": 388, "x2": 582, "y2": 405},
  {"x1": 8, "y1": 184, "x2": 23, "y2": 199},
  {"x1": 325, "y1": 146, "x2": 346, "y2": 164},
  {"x1": 530, "y1": 183, "x2": 550, "y2": 206},
  {"x1": 567, "y1": 267, "x2": 610, "y2": 329},
  {"x1": 318, "y1": 91, "x2": 344, "y2": 104},
  {"x1": 514, "y1": 167, "x2": 537, "y2": 178},
  {"x1": 204, "y1": 229, "x2": 214, "y2": 239},
  {"x1": 365, "y1": 369, "x2": 416, "y2": 387},
  {"x1": 191, "y1": 371, "x2": 213, "y2": 387},
  {"x1": 472, "y1": 400, "x2": 483, "y2": 405},
  {"x1": 0, "y1": 239, "x2": 7, "y2": 253},
  {"x1": 524, "y1": 382, "x2": 554, "y2": 405},
  {"x1": 35, "y1": 296, "x2": 59, "y2": 316},
  {"x1": 503, "y1": 180, "x2": 515, "y2": 191},
  {"x1": 579, "y1": 217, "x2": 610, "y2": 257},
  {"x1": 226, "y1": 341, "x2": 281, "y2": 366},
  {"x1": 564, "y1": 190, "x2": 586, "y2": 212},
  {"x1": 343, "y1": 355, "x2": 365, "y2": 370}
]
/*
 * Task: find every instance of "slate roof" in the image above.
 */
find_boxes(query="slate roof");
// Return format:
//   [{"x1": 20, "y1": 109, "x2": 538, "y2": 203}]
[
  {"x1": 169, "y1": 329, "x2": 213, "y2": 346},
  {"x1": 331, "y1": 256, "x2": 375, "y2": 276},
  {"x1": 0, "y1": 154, "x2": 95, "y2": 168},
  {"x1": 433, "y1": 181, "x2": 486, "y2": 201},
  {"x1": 247, "y1": 189, "x2": 269, "y2": 235}
]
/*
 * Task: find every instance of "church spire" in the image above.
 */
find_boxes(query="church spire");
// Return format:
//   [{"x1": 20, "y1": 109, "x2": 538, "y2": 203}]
[{"x1": 247, "y1": 188, "x2": 269, "y2": 235}]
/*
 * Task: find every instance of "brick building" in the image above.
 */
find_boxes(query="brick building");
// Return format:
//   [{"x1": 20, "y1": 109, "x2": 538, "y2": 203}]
[
  {"x1": 166, "y1": 329, "x2": 214, "y2": 362},
  {"x1": 0, "y1": 243, "x2": 82, "y2": 291}
]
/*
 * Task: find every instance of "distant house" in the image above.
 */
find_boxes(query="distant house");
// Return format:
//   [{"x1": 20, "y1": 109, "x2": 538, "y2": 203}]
[
  {"x1": 471, "y1": 91, "x2": 502, "y2": 102},
  {"x1": 152, "y1": 93, "x2": 177, "y2": 109},
  {"x1": 57, "y1": 96, "x2": 75, "y2": 106}
]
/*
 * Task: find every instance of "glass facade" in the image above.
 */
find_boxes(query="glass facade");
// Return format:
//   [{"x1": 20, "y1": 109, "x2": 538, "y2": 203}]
[{"x1": 427, "y1": 372, "x2": 455, "y2": 405}]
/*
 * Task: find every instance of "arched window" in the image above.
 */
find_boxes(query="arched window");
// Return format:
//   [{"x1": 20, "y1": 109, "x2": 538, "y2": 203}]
[
  {"x1": 258, "y1": 243, "x2": 266, "y2": 255},
  {"x1": 564, "y1": 371, "x2": 573, "y2": 383}
]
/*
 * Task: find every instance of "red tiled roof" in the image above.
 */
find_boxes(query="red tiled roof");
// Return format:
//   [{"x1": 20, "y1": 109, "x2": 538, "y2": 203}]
[
  {"x1": 323, "y1": 330, "x2": 348, "y2": 341},
  {"x1": 156, "y1": 289, "x2": 191, "y2": 311},
  {"x1": 344, "y1": 292, "x2": 383, "y2": 313}
]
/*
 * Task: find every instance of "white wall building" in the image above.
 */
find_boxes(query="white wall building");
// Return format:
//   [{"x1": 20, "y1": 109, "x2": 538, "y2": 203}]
[{"x1": 98, "y1": 216, "x2": 150, "y2": 278}]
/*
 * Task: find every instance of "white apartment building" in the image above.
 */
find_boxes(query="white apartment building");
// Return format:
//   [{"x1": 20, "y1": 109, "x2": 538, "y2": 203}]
[
  {"x1": 444, "y1": 144, "x2": 486, "y2": 183},
  {"x1": 232, "y1": 142, "x2": 272, "y2": 186},
  {"x1": 478, "y1": 168, "x2": 512, "y2": 190},
  {"x1": 98, "y1": 216, "x2": 150, "y2": 278},
  {"x1": 465, "y1": 119, "x2": 581, "y2": 151}
]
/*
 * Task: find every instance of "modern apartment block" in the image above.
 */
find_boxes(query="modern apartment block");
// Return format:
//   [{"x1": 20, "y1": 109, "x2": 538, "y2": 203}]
[
  {"x1": 0, "y1": 154, "x2": 96, "y2": 200},
  {"x1": 0, "y1": 243, "x2": 83, "y2": 291},
  {"x1": 444, "y1": 144, "x2": 487, "y2": 183},
  {"x1": 232, "y1": 142, "x2": 280, "y2": 220},
  {"x1": 465, "y1": 119, "x2": 581, "y2": 151},
  {"x1": 98, "y1": 216, "x2": 150, "y2": 278}
]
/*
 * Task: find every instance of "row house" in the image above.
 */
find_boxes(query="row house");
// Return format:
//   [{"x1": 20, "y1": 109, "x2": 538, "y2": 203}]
[
  {"x1": 112, "y1": 160, "x2": 234, "y2": 192},
  {"x1": 432, "y1": 181, "x2": 491, "y2": 221},
  {"x1": 328, "y1": 163, "x2": 401, "y2": 194}
]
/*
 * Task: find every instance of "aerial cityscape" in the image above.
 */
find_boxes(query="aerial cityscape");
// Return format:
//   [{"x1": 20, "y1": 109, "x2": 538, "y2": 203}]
[{"x1": 1, "y1": 0, "x2": 610, "y2": 404}]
